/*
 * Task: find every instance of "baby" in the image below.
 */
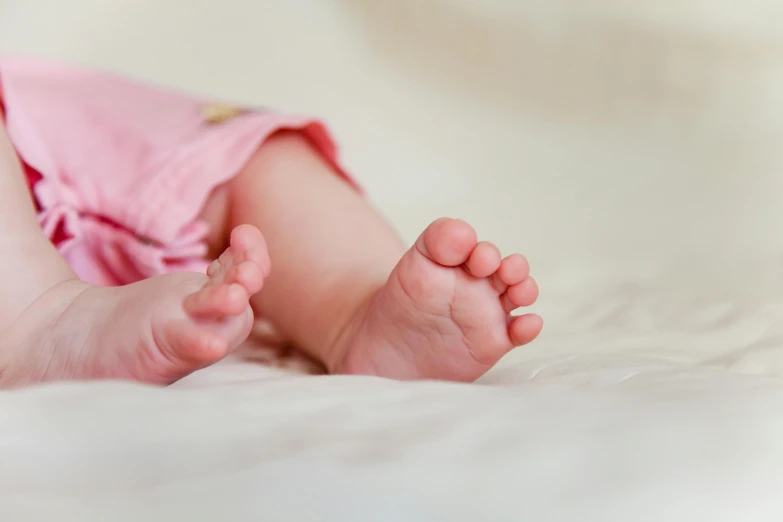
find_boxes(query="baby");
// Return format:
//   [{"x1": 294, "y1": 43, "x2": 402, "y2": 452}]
[{"x1": 0, "y1": 59, "x2": 542, "y2": 388}]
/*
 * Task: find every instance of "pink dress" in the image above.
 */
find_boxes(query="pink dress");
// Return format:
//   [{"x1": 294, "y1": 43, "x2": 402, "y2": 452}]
[{"x1": 0, "y1": 58, "x2": 355, "y2": 286}]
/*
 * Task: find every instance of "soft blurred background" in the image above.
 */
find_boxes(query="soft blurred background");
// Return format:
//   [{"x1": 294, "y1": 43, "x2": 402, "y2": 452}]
[{"x1": 2, "y1": 0, "x2": 783, "y2": 312}]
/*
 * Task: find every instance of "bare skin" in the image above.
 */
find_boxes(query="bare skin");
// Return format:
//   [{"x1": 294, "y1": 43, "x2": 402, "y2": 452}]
[
  {"x1": 210, "y1": 132, "x2": 543, "y2": 381},
  {"x1": 0, "y1": 106, "x2": 542, "y2": 386},
  {"x1": 333, "y1": 218, "x2": 541, "y2": 380},
  {"x1": 0, "y1": 108, "x2": 268, "y2": 388}
]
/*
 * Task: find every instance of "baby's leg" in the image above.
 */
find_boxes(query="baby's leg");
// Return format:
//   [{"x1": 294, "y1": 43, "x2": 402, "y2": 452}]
[
  {"x1": 224, "y1": 132, "x2": 543, "y2": 381},
  {"x1": 0, "y1": 113, "x2": 75, "y2": 328},
  {"x1": 0, "y1": 119, "x2": 268, "y2": 388}
]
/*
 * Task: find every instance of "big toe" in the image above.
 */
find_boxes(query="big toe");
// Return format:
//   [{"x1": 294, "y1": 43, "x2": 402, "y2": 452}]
[
  {"x1": 416, "y1": 218, "x2": 478, "y2": 267},
  {"x1": 163, "y1": 321, "x2": 232, "y2": 370},
  {"x1": 184, "y1": 282, "x2": 250, "y2": 318},
  {"x1": 178, "y1": 279, "x2": 255, "y2": 368}
]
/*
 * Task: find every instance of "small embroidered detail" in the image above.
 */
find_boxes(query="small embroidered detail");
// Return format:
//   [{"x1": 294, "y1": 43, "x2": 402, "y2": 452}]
[
  {"x1": 137, "y1": 235, "x2": 159, "y2": 247},
  {"x1": 201, "y1": 103, "x2": 243, "y2": 124}
]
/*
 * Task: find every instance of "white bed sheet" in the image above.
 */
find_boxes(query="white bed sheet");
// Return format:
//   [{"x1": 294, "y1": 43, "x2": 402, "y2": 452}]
[
  {"x1": 2, "y1": 1, "x2": 783, "y2": 520},
  {"x1": 4, "y1": 287, "x2": 783, "y2": 521}
]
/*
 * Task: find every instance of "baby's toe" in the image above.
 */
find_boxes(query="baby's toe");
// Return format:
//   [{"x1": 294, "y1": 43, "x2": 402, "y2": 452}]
[
  {"x1": 206, "y1": 259, "x2": 223, "y2": 278},
  {"x1": 184, "y1": 283, "x2": 248, "y2": 317},
  {"x1": 466, "y1": 241, "x2": 501, "y2": 278},
  {"x1": 245, "y1": 245, "x2": 271, "y2": 277},
  {"x1": 498, "y1": 254, "x2": 530, "y2": 286},
  {"x1": 210, "y1": 229, "x2": 270, "y2": 287},
  {"x1": 230, "y1": 224, "x2": 266, "y2": 252},
  {"x1": 501, "y1": 277, "x2": 539, "y2": 313},
  {"x1": 221, "y1": 259, "x2": 266, "y2": 294},
  {"x1": 165, "y1": 322, "x2": 229, "y2": 366},
  {"x1": 508, "y1": 314, "x2": 544, "y2": 346},
  {"x1": 417, "y1": 218, "x2": 478, "y2": 267}
]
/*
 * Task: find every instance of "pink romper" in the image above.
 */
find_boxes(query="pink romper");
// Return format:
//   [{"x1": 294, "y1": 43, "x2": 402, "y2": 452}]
[{"x1": 0, "y1": 58, "x2": 355, "y2": 286}]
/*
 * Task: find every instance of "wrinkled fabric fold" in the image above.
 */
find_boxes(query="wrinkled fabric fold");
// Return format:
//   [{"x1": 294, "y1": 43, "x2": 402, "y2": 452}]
[{"x1": 0, "y1": 57, "x2": 357, "y2": 286}]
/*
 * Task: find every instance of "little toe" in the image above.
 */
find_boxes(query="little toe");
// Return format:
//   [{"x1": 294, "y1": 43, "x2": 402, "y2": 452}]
[
  {"x1": 184, "y1": 283, "x2": 249, "y2": 318},
  {"x1": 206, "y1": 259, "x2": 222, "y2": 278},
  {"x1": 498, "y1": 254, "x2": 530, "y2": 286},
  {"x1": 222, "y1": 260, "x2": 265, "y2": 294},
  {"x1": 215, "y1": 247, "x2": 235, "y2": 275},
  {"x1": 466, "y1": 241, "x2": 501, "y2": 278},
  {"x1": 210, "y1": 228, "x2": 270, "y2": 287},
  {"x1": 417, "y1": 218, "x2": 478, "y2": 267},
  {"x1": 501, "y1": 277, "x2": 539, "y2": 313},
  {"x1": 210, "y1": 250, "x2": 243, "y2": 284},
  {"x1": 508, "y1": 314, "x2": 544, "y2": 346}
]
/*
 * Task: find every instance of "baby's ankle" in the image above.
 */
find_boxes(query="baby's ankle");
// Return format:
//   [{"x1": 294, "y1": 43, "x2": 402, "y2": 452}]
[{"x1": 320, "y1": 285, "x2": 383, "y2": 373}]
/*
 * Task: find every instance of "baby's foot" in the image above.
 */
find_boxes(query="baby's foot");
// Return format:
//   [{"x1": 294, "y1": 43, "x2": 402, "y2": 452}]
[
  {"x1": 334, "y1": 218, "x2": 543, "y2": 381},
  {"x1": 0, "y1": 225, "x2": 269, "y2": 388}
]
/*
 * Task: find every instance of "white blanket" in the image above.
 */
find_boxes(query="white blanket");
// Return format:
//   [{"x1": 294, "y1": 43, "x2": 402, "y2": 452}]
[
  {"x1": 4, "y1": 290, "x2": 783, "y2": 521},
  {"x1": 2, "y1": 1, "x2": 783, "y2": 520}
]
